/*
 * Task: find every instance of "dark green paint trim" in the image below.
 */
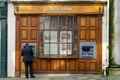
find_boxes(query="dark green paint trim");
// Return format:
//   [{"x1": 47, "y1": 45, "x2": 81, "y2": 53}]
[
  {"x1": 0, "y1": 2, "x2": 7, "y2": 19},
  {"x1": 0, "y1": 2, "x2": 7, "y2": 78},
  {"x1": 0, "y1": 19, "x2": 7, "y2": 77},
  {"x1": 109, "y1": 0, "x2": 115, "y2": 66},
  {"x1": 0, "y1": 2, "x2": 5, "y2": 7}
]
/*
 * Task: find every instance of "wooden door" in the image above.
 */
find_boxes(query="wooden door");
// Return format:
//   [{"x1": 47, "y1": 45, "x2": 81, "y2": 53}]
[{"x1": 78, "y1": 16, "x2": 102, "y2": 73}]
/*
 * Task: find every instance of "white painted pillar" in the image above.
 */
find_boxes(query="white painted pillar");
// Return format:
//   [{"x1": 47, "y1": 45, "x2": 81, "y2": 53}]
[
  {"x1": 7, "y1": 2, "x2": 16, "y2": 77},
  {"x1": 102, "y1": 0, "x2": 109, "y2": 76}
]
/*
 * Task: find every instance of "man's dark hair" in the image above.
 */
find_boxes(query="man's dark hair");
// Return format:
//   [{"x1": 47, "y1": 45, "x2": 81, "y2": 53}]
[{"x1": 25, "y1": 43, "x2": 29, "y2": 47}]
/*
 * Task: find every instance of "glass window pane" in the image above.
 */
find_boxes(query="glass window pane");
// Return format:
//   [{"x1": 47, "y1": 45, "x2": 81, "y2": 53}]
[
  {"x1": 68, "y1": 16, "x2": 72, "y2": 30},
  {"x1": 40, "y1": 17, "x2": 43, "y2": 29},
  {"x1": 60, "y1": 16, "x2": 66, "y2": 30},
  {"x1": 60, "y1": 44, "x2": 67, "y2": 56},
  {"x1": 74, "y1": 16, "x2": 78, "y2": 29},
  {"x1": 74, "y1": 30, "x2": 78, "y2": 42},
  {"x1": 40, "y1": 30, "x2": 43, "y2": 42},
  {"x1": 39, "y1": 16, "x2": 78, "y2": 56},
  {"x1": 40, "y1": 44, "x2": 43, "y2": 56},
  {"x1": 68, "y1": 31, "x2": 72, "y2": 43},
  {"x1": 43, "y1": 17, "x2": 49, "y2": 29},
  {"x1": 73, "y1": 43, "x2": 78, "y2": 55},
  {"x1": 50, "y1": 44, "x2": 58, "y2": 56},
  {"x1": 50, "y1": 16, "x2": 58, "y2": 29},
  {"x1": 44, "y1": 44, "x2": 49, "y2": 56},
  {"x1": 60, "y1": 31, "x2": 67, "y2": 43},
  {"x1": 44, "y1": 31, "x2": 49, "y2": 42},
  {"x1": 68, "y1": 44, "x2": 72, "y2": 55},
  {"x1": 50, "y1": 31, "x2": 57, "y2": 42}
]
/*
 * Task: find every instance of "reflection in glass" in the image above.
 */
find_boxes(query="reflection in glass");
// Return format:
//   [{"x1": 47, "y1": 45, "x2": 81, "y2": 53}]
[
  {"x1": 60, "y1": 44, "x2": 67, "y2": 56},
  {"x1": 60, "y1": 31, "x2": 67, "y2": 43},
  {"x1": 50, "y1": 44, "x2": 58, "y2": 56},
  {"x1": 50, "y1": 16, "x2": 58, "y2": 29},
  {"x1": 68, "y1": 31, "x2": 72, "y2": 43},
  {"x1": 44, "y1": 31, "x2": 49, "y2": 42},
  {"x1": 39, "y1": 16, "x2": 79, "y2": 56},
  {"x1": 40, "y1": 30, "x2": 43, "y2": 42},
  {"x1": 60, "y1": 16, "x2": 66, "y2": 30},
  {"x1": 43, "y1": 17, "x2": 49, "y2": 29},
  {"x1": 74, "y1": 16, "x2": 78, "y2": 29},
  {"x1": 74, "y1": 30, "x2": 78, "y2": 42},
  {"x1": 40, "y1": 44, "x2": 43, "y2": 55},
  {"x1": 68, "y1": 16, "x2": 72, "y2": 30},
  {"x1": 50, "y1": 31, "x2": 57, "y2": 42},
  {"x1": 73, "y1": 43, "x2": 78, "y2": 55},
  {"x1": 44, "y1": 44, "x2": 49, "y2": 56},
  {"x1": 40, "y1": 17, "x2": 43, "y2": 29},
  {"x1": 68, "y1": 44, "x2": 72, "y2": 55}
]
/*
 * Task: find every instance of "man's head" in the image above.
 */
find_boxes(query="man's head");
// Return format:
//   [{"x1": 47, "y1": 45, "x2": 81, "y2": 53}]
[{"x1": 25, "y1": 43, "x2": 29, "y2": 47}]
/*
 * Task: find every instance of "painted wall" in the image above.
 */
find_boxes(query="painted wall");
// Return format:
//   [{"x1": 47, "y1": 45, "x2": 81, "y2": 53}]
[
  {"x1": 102, "y1": 3, "x2": 109, "y2": 75},
  {"x1": 113, "y1": 0, "x2": 120, "y2": 64},
  {"x1": 0, "y1": 2, "x2": 7, "y2": 77},
  {"x1": 7, "y1": 2, "x2": 16, "y2": 77}
]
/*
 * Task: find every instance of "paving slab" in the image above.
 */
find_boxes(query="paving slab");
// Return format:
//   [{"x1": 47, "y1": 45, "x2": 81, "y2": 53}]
[{"x1": 0, "y1": 74, "x2": 120, "y2": 80}]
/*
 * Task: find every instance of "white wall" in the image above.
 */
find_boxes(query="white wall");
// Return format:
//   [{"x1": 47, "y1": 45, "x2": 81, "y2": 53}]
[
  {"x1": 7, "y1": 2, "x2": 16, "y2": 77},
  {"x1": 102, "y1": 4, "x2": 109, "y2": 75},
  {"x1": 113, "y1": 0, "x2": 120, "y2": 64}
]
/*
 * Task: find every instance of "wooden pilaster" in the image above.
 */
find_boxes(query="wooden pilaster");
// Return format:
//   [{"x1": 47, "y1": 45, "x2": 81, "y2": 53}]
[{"x1": 15, "y1": 15, "x2": 20, "y2": 77}]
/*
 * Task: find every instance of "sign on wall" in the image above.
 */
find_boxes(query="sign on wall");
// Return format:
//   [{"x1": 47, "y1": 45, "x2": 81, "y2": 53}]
[{"x1": 14, "y1": 5, "x2": 104, "y2": 14}]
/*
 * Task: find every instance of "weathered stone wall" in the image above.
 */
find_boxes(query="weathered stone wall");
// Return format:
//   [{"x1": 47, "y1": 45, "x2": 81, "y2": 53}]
[{"x1": 113, "y1": 0, "x2": 120, "y2": 64}]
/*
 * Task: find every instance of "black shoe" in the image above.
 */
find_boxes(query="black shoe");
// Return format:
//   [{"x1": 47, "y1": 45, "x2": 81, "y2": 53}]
[
  {"x1": 26, "y1": 77, "x2": 28, "y2": 79},
  {"x1": 31, "y1": 76, "x2": 35, "y2": 78}
]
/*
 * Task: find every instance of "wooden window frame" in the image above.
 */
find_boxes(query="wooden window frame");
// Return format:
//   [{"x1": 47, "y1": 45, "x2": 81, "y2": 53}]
[{"x1": 39, "y1": 16, "x2": 79, "y2": 58}]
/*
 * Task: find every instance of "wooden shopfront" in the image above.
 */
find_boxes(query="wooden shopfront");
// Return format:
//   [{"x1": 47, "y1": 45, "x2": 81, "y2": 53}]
[{"x1": 14, "y1": 2, "x2": 105, "y2": 76}]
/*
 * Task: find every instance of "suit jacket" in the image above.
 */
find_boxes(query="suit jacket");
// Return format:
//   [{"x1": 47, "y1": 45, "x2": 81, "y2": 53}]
[{"x1": 22, "y1": 47, "x2": 34, "y2": 61}]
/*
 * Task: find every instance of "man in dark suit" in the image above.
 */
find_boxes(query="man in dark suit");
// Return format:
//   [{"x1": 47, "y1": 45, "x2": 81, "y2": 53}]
[{"x1": 22, "y1": 43, "x2": 35, "y2": 79}]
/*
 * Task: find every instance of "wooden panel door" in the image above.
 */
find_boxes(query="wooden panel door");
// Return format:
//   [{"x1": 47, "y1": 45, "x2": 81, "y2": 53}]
[
  {"x1": 19, "y1": 15, "x2": 39, "y2": 72},
  {"x1": 78, "y1": 16, "x2": 102, "y2": 73},
  {"x1": 20, "y1": 16, "x2": 38, "y2": 41}
]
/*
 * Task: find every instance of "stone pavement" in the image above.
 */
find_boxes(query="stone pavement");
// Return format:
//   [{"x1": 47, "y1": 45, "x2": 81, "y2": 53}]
[{"x1": 0, "y1": 74, "x2": 120, "y2": 80}]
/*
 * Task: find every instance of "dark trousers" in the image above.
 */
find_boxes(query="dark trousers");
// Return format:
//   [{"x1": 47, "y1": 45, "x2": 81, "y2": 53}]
[{"x1": 24, "y1": 61, "x2": 34, "y2": 77}]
